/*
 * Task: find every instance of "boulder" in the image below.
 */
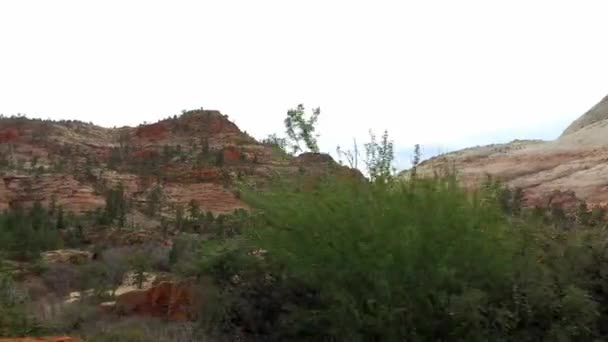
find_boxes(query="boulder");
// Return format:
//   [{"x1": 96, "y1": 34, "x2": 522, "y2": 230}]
[{"x1": 105, "y1": 279, "x2": 204, "y2": 321}]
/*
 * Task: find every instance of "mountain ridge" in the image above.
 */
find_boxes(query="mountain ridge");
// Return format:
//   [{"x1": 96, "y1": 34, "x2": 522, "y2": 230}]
[
  {"x1": 405, "y1": 94, "x2": 608, "y2": 208},
  {"x1": 0, "y1": 109, "x2": 359, "y2": 225},
  {"x1": 561, "y1": 94, "x2": 608, "y2": 137}
]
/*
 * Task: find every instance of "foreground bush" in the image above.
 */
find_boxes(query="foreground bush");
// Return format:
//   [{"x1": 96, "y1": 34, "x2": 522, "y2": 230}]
[
  {"x1": 0, "y1": 271, "x2": 41, "y2": 337},
  {"x1": 80, "y1": 317, "x2": 207, "y2": 342},
  {"x1": 201, "y1": 177, "x2": 607, "y2": 341}
]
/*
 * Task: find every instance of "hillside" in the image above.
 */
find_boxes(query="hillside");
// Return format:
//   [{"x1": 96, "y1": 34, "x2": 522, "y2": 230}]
[
  {"x1": 561, "y1": 94, "x2": 608, "y2": 137},
  {"x1": 5, "y1": 107, "x2": 608, "y2": 341},
  {"x1": 0, "y1": 110, "x2": 356, "y2": 223},
  {"x1": 0, "y1": 109, "x2": 367, "y2": 340},
  {"x1": 404, "y1": 94, "x2": 608, "y2": 208}
]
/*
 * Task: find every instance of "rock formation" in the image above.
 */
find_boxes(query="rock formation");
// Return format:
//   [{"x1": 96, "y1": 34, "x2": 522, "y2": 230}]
[
  {"x1": 41, "y1": 249, "x2": 92, "y2": 265},
  {"x1": 404, "y1": 94, "x2": 608, "y2": 207},
  {"x1": 0, "y1": 110, "x2": 356, "y2": 220},
  {"x1": 103, "y1": 278, "x2": 204, "y2": 321}
]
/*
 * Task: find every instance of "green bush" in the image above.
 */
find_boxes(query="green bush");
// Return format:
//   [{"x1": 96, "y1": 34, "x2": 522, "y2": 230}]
[
  {"x1": 199, "y1": 176, "x2": 607, "y2": 341},
  {"x1": 0, "y1": 271, "x2": 41, "y2": 337}
]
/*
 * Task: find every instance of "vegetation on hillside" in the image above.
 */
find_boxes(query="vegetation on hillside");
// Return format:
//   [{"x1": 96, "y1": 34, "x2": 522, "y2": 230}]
[{"x1": 3, "y1": 110, "x2": 608, "y2": 341}]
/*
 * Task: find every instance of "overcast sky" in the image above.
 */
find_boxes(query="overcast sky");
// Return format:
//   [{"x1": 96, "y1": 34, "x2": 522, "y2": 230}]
[{"x1": 1, "y1": 1, "x2": 608, "y2": 169}]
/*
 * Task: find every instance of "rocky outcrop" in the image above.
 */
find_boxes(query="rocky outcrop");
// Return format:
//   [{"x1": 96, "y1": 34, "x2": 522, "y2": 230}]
[
  {"x1": 526, "y1": 190, "x2": 584, "y2": 214},
  {"x1": 163, "y1": 182, "x2": 247, "y2": 214},
  {"x1": 2, "y1": 174, "x2": 104, "y2": 214},
  {"x1": 0, "y1": 110, "x2": 357, "y2": 218},
  {"x1": 105, "y1": 279, "x2": 204, "y2": 321},
  {"x1": 561, "y1": 94, "x2": 608, "y2": 137},
  {"x1": 41, "y1": 249, "x2": 92, "y2": 265},
  {"x1": 407, "y1": 95, "x2": 608, "y2": 208}
]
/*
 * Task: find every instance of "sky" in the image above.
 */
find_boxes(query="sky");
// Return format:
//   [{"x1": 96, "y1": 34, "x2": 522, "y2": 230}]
[{"x1": 1, "y1": 1, "x2": 608, "y2": 170}]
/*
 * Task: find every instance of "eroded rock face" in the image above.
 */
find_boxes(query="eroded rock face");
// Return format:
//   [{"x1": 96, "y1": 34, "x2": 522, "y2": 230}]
[
  {"x1": 561, "y1": 94, "x2": 608, "y2": 137},
  {"x1": 1, "y1": 174, "x2": 104, "y2": 214},
  {"x1": 41, "y1": 249, "x2": 92, "y2": 265},
  {"x1": 163, "y1": 182, "x2": 247, "y2": 214},
  {"x1": 107, "y1": 279, "x2": 204, "y2": 321},
  {"x1": 0, "y1": 110, "x2": 358, "y2": 218},
  {"x1": 407, "y1": 95, "x2": 608, "y2": 207}
]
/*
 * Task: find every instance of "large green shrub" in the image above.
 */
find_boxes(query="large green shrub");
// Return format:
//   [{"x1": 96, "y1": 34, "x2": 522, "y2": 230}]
[
  {"x1": 244, "y1": 177, "x2": 516, "y2": 340},
  {"x1": 0, "y1": 270, "x2": 41, "y2": 337},
  {"x1": 200, "y1": 176, "x2": 605, "y2": 341}
]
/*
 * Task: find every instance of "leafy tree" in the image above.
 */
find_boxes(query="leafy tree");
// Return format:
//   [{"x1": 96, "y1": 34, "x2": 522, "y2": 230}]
[
  {"x1": 104, "y1": 184, "x2": 128, "y2": 226},
  {"x1": 364, "y1": 130, "x2": 394, "y2": 183},
  {"x1": 336, "y1": 138, "x2": 360, "y2": 169},
  {"x1": 410, "y1": 143, "x2": 421, "y2": 179},
  {"x1": 129, "y1": 253, "x2": 151, "y2": 289},
  {"x1": 284, "y1": 104, "x2": 320, "y2": 154}
]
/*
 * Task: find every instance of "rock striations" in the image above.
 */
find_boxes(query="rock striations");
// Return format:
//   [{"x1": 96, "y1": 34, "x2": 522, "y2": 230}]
[
  {"x1": 403, "y1": 94, "x2": 608, "y2": 207},
  {"x1": 0, "y1": 110, "x2": 357, "y2": 218}
]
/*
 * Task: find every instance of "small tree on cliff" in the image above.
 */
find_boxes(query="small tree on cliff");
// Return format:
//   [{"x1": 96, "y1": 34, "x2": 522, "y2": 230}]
[
  {"x1": 284, "y1": 104, "x2": 321, "y2": 155},
  {"x1": 336, "y1": 138, "x2": 360, "y2": 169},
  {"x1": 104, "y1": 184, "x2": 128, "y2": 226},
  {"x1": 262, "y1": 134, "x2": 288, "y2": 153},
  {"x1": 364, "y1": 130, "x2": 395, "y2": 183},
  {"x1": 128, "y1": 252, "x2": 151, "y2": 289}
]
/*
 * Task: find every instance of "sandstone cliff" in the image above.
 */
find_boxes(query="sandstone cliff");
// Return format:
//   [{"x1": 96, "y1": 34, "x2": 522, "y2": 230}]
[
  {"x1": 0, "y1": 110, "x2": 356, "y2": 218},
  {"x1": 404, "y1": 95, "x2": 608, "y2": 207}
]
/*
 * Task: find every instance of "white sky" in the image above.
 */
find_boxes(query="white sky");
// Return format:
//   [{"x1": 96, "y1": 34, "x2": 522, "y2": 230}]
[{"x1": 1, "y1": 1, "x2": 608, "y2": 168}]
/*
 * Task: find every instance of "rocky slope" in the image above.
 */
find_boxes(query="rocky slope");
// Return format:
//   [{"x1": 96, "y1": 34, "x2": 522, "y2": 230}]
[
  {"x1": 0, "y1": 109, "x2": 362, "y2": 338},
  {"x1": 405, "y1": 95, "x2": 608, "y2": 207},
  {"x1": 0, "y1": 110, "x2": 357, "y2": 221}
]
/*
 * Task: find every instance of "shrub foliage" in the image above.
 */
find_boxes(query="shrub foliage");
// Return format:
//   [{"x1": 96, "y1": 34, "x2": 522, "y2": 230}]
[{"x1": 199, "y1": 175, "x2": 608, "y2": 341}]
